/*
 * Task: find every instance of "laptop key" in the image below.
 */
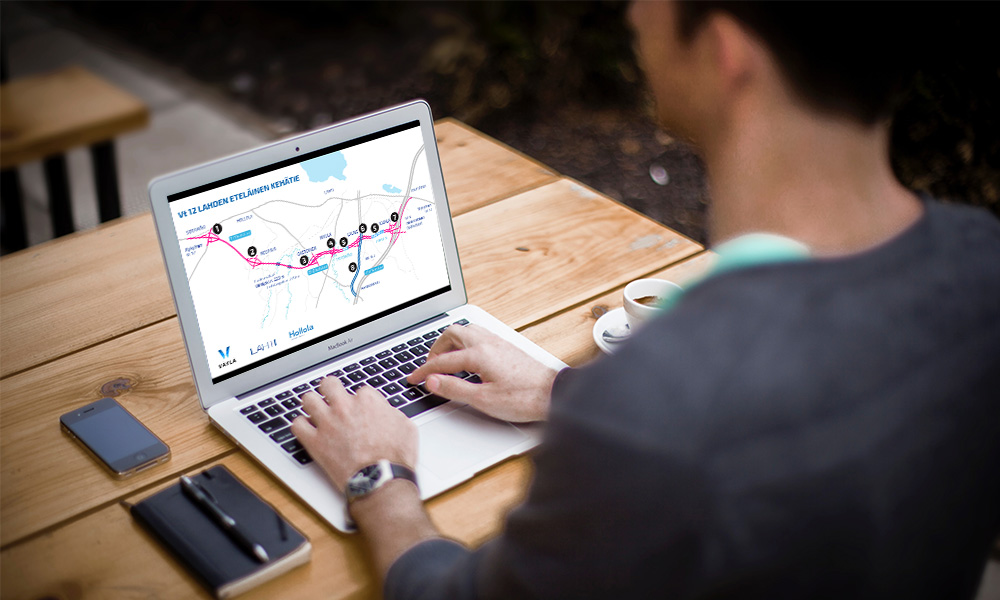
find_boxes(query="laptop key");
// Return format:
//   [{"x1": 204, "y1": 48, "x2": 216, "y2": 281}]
[
  {"x1": 246, "y1": 411, "x2": 267, "y2": 424},
  {"x1": 339, "y1": 377, "x2": 351, "y2": 387},
  {"x1": 467, "y1": 374, "x2": 482, "y2": 384},
  {"x1": 292, "y1": 449, "x2": 313, "y2": 464},
  {"x1": 328, "y1": 370, "x2": 344, "y2": 377},
  {"x1": 391, "y1": 344, "x2": 408, "y2": 353},
  {"x1": 270, "y1": 427, "x2": 295, "y2": 443},
  {"x1": 388, "y1": 395, "x2": 407, "y2": 407},
  {"x1": 309, "y1": 378, "x2": 323, "y2": 386},
  {"x1": 285, "y1": 409, "x2": 304, "y2": 422},
  {"x1": 376, "y1": 350, "x2": 393, "y2": 359},
  {"x1": 402, "y1": 388, "x2": 423, "y2": 401},
  {"x1": 379, "y1": 357, "x2": 398, "y2": 369},
  {"x1": 275, "y1": 391, "x2": 293, "y2": 400},
  {"x1": 350, "y1": 383, "x2": 367, "y2": 394},
  {"x1": 455, "y1": 319, "x2": 470, "y2": 326},
  {"x1": 239, "y1": 405, "x2": 258, "y2": 415},
  {"x1": 453, "y1": 371, "x2": 471, "y2": 379},
  {"x1": 407, "y1": 338, "x2": 424, "y2": 346},
  {"x1": 400, "y1": 395, "x2": 449, "y2": 418},
  {"x1": 258, "y1": 398, "x2": 276, "y2": 408},
  {"x1": 264, "y1": 405, "x2": 284, "y2": 417},
  {"x1": 414, "y1": 356, "x2": 427, "y2": 366},
  {"x1": 383, "y1": 382, "x2": 404, "y2": 396},
  {"x1": 259, "y1": 418, "x2": 286, "y2": 434},
  {"x1": 363, "y1": 364, "x2": 382, "y2": 376},
  {"x1": 360, "y1": 356, "x2": 377, "y2": 366},
  {"x1": 348, "y1": 371, "x2": 366, "y2": 383},
  {"x1": 423, "y1": 331, "x2": 439, "y2": 340},
  {"x1": 383, "y1": 369, "x2": 403, "y2": 381},
  {"x1": 398, "y1": 362, "x2": 417, "y2": 375},
  {"x1": 410, "y1": 345, "x2": 429, "y2": 357},
  {"x1": 395, "y1": 350, "x2": 414, "y2": 362},
  {"x1": 366, "y1": 375, "x2": 387, "y2": 388},
  {"x1": 344, "y1": 363, "x2": 361, "y2": 372},
  {"x1": 281, "y1": 398, "x2": 301, "y2": 410},
  {"x1": 292, "y1": 384, "x2": 310, "y2": 394},
  {"x1": 282, "y1": 439, "x2": 304, "y2": 453}
]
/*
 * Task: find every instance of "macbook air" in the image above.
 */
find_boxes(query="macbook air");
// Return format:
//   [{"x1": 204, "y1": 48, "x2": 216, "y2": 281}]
[{"x1": 148, "y1": 100, "x2": 566, "y2": 532}]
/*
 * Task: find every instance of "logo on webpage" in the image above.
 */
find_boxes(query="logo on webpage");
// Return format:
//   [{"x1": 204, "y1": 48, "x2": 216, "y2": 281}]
[{"x1": 289, "y1": 324, "x2": 314, "y2": 339}]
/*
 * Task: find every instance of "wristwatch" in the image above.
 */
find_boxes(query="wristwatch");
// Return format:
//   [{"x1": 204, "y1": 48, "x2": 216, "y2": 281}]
[{"x1": 345, "y1": 459, "x2": 418, "y2": 503}]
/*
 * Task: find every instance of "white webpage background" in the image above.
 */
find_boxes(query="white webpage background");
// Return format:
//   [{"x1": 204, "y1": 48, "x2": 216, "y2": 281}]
[{"x1": 169, "y1": 127, "x2": 450, "y2": 379}]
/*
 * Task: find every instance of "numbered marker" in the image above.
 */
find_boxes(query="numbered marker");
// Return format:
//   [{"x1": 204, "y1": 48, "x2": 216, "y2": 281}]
[
  {"x1": 247, "y1": 246, "x2": 257, "y2": 258},
  {"x1": 359, "y1": 223, "x2": 367, "y2": 234},
  {"x1": 212, "y1": 223, "x2": 222, "y2": 235},
  {"x1": 371, "y1": 223, "x2": 379, "y2": 233},
  {"x1": 300, "y1": 255, "x2": 309, "y2": 266},
  {"x1": 340, "y1": 237, "x2": 348, "y2": 247},
  {"x1": 391, "y1": 212, "x2": 398, "y2": 223},
  {"x1": 349, "y1": 262, "x2": 357, "y2": 273},
  {"x1": 326, "y1": 237, "x2": 335, "y2": 248}
]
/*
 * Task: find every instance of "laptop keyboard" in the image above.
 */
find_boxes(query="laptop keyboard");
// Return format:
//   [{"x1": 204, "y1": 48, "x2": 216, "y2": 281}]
[{"x1": 237, "y1": 319, "x2": 480, "y2": 466}]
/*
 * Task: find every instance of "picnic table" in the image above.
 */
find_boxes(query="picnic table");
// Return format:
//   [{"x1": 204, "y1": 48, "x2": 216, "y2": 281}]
[{"x1": 0, "y1": 119, "x2": 713, "y2": 598}]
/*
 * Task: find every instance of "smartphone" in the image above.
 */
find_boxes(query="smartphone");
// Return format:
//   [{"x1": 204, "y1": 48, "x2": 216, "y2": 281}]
[{"x1": 60, "y1": 397, "x2": 170, "y2": 478}]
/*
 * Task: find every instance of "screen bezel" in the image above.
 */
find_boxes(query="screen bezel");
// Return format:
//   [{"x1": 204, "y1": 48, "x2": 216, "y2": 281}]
[{"x1": 148, "y1": 100, "x2": 467, "y2": 409}]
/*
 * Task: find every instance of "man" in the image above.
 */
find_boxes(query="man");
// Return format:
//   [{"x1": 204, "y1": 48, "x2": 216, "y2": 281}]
[{"x1": 291, "y1": 2, "x2": 1000, "y2": 597}]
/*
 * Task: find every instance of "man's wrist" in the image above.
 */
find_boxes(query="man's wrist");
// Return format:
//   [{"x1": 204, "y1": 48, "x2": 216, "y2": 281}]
[{"x1": 349, "y1": 478, "x2": 440, "y2": 580}]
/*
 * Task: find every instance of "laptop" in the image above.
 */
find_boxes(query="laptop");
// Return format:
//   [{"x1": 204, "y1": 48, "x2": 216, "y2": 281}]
[{"x1": 149, "y1": 100, "x2": 567, "y2": 532}]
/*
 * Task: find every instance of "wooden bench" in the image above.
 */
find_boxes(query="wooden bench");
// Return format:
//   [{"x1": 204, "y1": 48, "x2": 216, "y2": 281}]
[{"x1": 0, "y1": 65, "x2": 149, "y2": 251}]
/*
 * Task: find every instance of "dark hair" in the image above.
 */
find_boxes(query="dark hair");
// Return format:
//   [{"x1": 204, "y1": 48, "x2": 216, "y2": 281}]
[{"x1": 675, "y1": 1, "x2": 926, "y2": 125}]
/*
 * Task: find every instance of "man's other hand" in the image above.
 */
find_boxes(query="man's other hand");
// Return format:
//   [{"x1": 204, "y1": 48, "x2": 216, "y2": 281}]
[
  {"x1": 291, "y1": 377, "x2": 418, "y2": 490},
  {"x1": 407, "y1": 324, "x2": 558, "y2": 423}
]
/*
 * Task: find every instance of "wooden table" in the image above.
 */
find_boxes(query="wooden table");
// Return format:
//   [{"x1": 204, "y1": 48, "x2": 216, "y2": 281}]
[{"x1": 0, "y1": 119, "x2": 713, "y2": 599}]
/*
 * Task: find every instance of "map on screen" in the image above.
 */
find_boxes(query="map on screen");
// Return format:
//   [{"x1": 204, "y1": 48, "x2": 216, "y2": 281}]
[{"x1": 168, "y1": 123, "x2": 450, "y2": 381}]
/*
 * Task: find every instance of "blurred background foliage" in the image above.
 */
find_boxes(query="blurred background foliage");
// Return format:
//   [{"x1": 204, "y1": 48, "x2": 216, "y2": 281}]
[{"x1": 41, "y1": 1, "x2": 999, "y2": 243}]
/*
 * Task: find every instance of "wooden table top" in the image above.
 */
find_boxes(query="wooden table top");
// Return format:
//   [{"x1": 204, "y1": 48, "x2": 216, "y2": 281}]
[{"x1": 0, "y1": 118, "x2": 712, "y2": 599}]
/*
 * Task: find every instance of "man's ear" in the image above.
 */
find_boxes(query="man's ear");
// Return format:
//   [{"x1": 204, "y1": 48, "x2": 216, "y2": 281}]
[{"x1": 704, "y1": 12, "x2": 760, "y2": 96}]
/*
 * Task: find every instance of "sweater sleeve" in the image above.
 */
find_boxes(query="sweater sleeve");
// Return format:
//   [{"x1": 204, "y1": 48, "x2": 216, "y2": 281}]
[{"x1": 383, "y1": 360, "x2": 712, "y2": 600}]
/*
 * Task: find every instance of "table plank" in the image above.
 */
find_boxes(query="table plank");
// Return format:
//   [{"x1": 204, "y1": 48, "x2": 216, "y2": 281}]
[
  {"x1": 1, "y1": 180, "x2": 696, "y2": 547},
  {"x1": 521, "y1": 251, "x2": 717, "y2": 367},
  {"x1": 0, "y1": 318, "x2": 233, "y2": 548},
  {"x1": 435, "y1": 118, "x2": 557, "y2": 216},
  {"x1": 0, "y1": 121, "x2": 557, "y2": 380},
  {"x1": 1, "y1": 451, "x2": 532, "y2": 600},
  {"x1": 0, "y1": 214, "x2": 175, "y2": 379},
  {"x1": 456, "y1": 178, "x2": 701, "y2": 329}
]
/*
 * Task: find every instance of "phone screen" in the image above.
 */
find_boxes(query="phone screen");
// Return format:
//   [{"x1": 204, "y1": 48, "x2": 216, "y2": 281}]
[
  {"x1": 70, "y1": 405, "x2": 162, "y2": 464},
  {"x1": 62, "y1": 398, "x2": 168, "y2": 475}
]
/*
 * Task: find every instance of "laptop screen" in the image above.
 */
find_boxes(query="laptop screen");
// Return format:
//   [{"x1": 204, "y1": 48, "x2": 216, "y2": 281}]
[{"x1": 167, "y1": 121, "x2": 451, "y2": 384}]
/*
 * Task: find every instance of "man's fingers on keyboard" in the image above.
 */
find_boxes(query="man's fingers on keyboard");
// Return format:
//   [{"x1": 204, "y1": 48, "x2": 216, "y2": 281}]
[
  {"x1": 409, "y1": 350, "x2": 473, "y2": 384},
  {"x1": 425, "y1": 373, "x2": 483, "y2": 404},
  {"x1": 299, "y1": 392, "x2": 330, "y2": 426}
]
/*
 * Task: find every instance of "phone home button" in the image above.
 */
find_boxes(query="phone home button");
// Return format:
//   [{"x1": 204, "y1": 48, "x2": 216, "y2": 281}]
[{"x1": 135, "y1": 453, "x2": 147, "y2": 461}]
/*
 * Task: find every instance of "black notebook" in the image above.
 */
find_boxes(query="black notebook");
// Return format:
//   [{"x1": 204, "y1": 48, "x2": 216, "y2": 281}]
[{"x1": 131, "y1": 465, "x2": 311, "y2": 598}]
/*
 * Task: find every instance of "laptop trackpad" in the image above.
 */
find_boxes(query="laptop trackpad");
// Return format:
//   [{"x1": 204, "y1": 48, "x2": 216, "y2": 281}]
[{"x1": 418, "y1": 406, "x2": 530, "y2": 479}]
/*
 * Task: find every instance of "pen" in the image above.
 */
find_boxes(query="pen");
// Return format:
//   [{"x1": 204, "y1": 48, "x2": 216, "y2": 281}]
[{"x1": 180, "y1": 475, "x2": 270, "y2": 563}]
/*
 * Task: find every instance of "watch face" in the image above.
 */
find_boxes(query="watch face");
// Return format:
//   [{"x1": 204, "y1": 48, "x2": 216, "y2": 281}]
[{"x1": 347, "y1": 463, "x2": 383, "y2": 497}]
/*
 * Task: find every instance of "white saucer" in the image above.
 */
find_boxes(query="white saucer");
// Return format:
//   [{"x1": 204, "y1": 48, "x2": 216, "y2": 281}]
[{"x1": 592, "y1": 307, "x2": 630, "y2": 355}]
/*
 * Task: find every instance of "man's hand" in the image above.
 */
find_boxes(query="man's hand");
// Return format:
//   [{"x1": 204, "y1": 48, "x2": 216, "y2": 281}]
[
  {"x1": 291, "y1": 377, "x2": 417, "y2": 489},
  {"x1": 408, "y1": 324, "x2": 559, "y2": 423},
  {"x1": 291, "y1": 378, "x2": 439, "y2": 581}
]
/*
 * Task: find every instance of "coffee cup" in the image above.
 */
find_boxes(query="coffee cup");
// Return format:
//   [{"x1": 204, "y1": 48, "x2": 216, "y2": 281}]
[{"x1": 623, "y1": 278, "x2": 682, "y2": 330}]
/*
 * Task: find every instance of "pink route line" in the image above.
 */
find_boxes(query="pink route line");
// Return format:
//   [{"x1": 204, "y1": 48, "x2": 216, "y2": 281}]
[{"x1": 185, "y1": 196, "x2": 414, "y2": 270}]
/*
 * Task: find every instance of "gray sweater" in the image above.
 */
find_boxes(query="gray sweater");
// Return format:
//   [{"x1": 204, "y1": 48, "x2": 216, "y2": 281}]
[{"x1": 386, "y1": 200, "x2": 1000, "y2": 599}]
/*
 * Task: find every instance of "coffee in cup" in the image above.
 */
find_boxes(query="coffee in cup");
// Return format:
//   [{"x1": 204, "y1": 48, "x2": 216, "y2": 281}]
[{"x1": 623, "y1": 278, "x2": 682, "y2": 330}]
